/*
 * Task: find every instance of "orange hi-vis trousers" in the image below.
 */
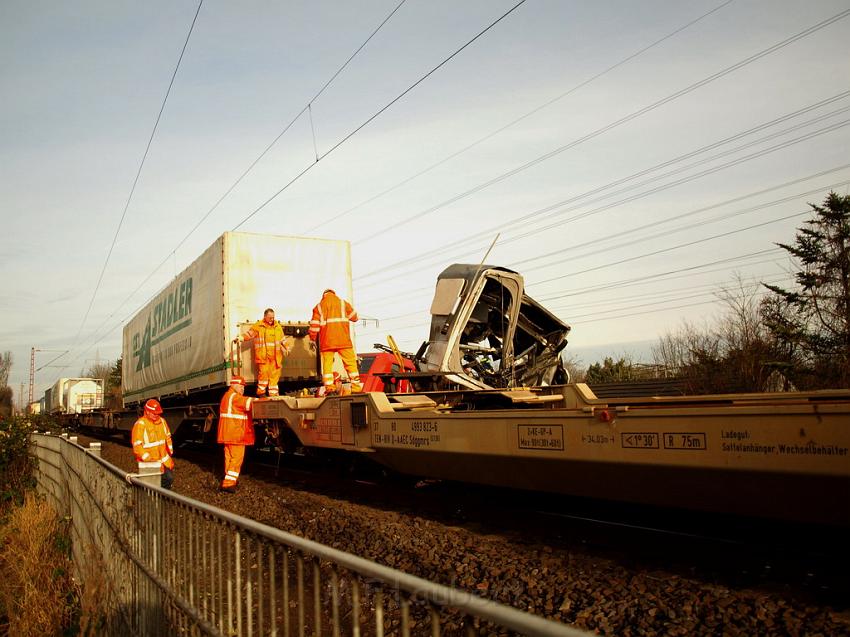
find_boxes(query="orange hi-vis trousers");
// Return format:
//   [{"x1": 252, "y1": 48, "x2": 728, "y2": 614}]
[
  {"x1": 222, "y1": 444, "x2": 246, "y2": 487},
  {"x1": 257, "y1": 360, "x2": 281, "y2": 396},
  {"x1": 321, "y1": 348, "x2": 362, "y2": 392}
]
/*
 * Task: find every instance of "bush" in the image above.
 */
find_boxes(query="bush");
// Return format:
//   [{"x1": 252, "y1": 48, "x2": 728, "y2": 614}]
[{"x1": 0, "y1": 416, "x2": 36, "y2": 517}]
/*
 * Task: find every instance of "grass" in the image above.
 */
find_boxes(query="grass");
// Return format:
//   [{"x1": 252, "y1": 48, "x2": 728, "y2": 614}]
[
  {"x1": 0, "y1": 417, "x2": 107, "y2": 636},
  {"x1": 0, "y1": 491, "x2": 75, "y2": 635}
]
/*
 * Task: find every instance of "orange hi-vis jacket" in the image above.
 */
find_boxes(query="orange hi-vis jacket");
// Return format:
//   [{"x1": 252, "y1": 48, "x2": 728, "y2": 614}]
[
  {"x1": 217, "y1": 388, "x2": 255, "y2": 445},
  {"x1": 309, "y1": 291, "x2": 358, "y2": 351},
  {"x1": 132, "y1": 415, "x2": 174, "y2": 473},
  {"x1": 246, "y1": 320, "x2": 286, "y2": 366}
]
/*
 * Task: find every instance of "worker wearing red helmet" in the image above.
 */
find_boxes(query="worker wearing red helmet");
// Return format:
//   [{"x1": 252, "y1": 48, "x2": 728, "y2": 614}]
[
  {"x1": 217, "y1": 375, "x2": 255, "y2": 493},
  {"x1": 242, "y1": 308, "x2": 291, "y2": 397},
  {"x1": 309, "y1": 289, "x2": 362, "y2": 393},
  {"x1": 131, "y1": 398, "x2": 175, "y2": 489}
]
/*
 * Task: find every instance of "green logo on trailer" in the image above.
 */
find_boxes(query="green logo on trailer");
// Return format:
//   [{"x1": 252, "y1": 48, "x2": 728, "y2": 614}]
[{"x1": 132, "y1": 277, "x2": 194, "y2": 371}]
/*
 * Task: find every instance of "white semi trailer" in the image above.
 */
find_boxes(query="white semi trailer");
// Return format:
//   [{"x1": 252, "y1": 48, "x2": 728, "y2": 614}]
[
  {"x1": 121, "y1": 231, "x2": 353, "y2": 406},
  {"x1": 45, "y1": 378, "x2": 104, "y2": 414}
]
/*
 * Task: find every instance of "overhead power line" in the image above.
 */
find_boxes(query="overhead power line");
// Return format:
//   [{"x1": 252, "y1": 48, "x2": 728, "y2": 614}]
[
  {"x1": 519, "y1": 176, "x2": 850, "y2": 276},
  {"x1": 505, "y1": 118, "x2": 850, "y2": 248},
  {"x1": 568, "y1": 288, "x2": 780, "y2": 326},
  {"x1": 515, "y1": 175, "x2": 850, "y2": 271},
  {"x1": 170, "y1": 0, "x2": 408, "y2": 259},
  {"x1": 367, "y1": 278, "x2": 787, "y2": 337},
  {"x1": 546, "y1": 274, "x2": 793, "y2": 316},
  {"x1": 365, "y1": 248, "x2": 789, "y2": 326},
  {"x1": 60, "y1": 1, "x2": 527, "y2": 372},
  {"x1": 535, "y1": 249, "x2": 784, "y2": 300},
  {"x1": 352, "y1": 7, "x2": 850, "y2": 247},
  {"x1": 533, "y1": 210, "x2": 808, "y2": 287},
  {"x1": 356, "y1": 162, "x2": 850, "y2": 296},
  {"x1": 76, "y1": 0, "x2": 411, "y2": 363},
  {"x1": 358, "y1": 91, "x2": 850, "y2": 280},
  {"x1": 302, "y1": 0, "x2": 737, "y2": 234},
  {"x1": 75, "y1": 0, "x2": 204, "y2": 343},
  {"x1": 231, "y1": 0, "x2": 529, "y2": 231}
]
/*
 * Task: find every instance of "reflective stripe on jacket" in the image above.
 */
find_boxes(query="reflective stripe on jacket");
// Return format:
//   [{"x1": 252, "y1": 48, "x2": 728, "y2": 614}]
[
  {"x1": 309, "y1": 291, "x2": 358, "y2": 351},
  {"x1": 246, "y1": 320, "x2": 285, "y2": 365},
  {"x1": 131, "y1": 415, "x2": 174, "y2": 472},
  {"x1": 217, "y1": 388, "x2": 255, "y2": 445}
]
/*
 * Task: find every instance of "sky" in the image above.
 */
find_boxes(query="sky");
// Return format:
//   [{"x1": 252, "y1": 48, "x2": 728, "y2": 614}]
[{"x1": 2, "y1": 0, "x2": 849, "y2": 405}]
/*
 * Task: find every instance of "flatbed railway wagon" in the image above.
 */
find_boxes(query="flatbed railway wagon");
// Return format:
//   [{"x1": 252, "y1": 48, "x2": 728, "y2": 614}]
[{"x1": 251, "y1": 384, "x2": 850, "y2": 525}]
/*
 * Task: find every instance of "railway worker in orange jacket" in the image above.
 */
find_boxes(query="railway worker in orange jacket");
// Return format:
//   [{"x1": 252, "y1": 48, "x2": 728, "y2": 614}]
[
  {"x1": 243, "y1": 308, "x2": 290, "y2": 396},
  {"x1": 309, "y1": 289, "x2": 362, "y2": 393},
  {"x1": 131, "y1": 399, "x2": 175, "y2": 489},
  {"x1": 217, "y1": 376, "x2": 255, "y2": 493}
]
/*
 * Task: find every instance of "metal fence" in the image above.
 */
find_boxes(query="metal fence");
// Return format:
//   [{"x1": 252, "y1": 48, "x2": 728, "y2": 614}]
[{"x1": 30, "y1": 433, "x2": 588, "y2": 637}]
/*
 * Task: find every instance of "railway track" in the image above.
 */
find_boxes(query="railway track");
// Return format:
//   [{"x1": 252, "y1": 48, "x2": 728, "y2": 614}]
[{"x1": 80, "y1": 429, "x2": 850, "y2": 612}]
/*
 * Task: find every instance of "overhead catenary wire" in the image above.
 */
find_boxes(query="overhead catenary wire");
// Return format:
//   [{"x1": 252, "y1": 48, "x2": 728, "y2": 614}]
[
  {"x1": 351, "y1": 8, "x2": 850, "y2": 248},
  {"x1": 76, "y1": 0, "x2": 412, "y2": 361},
  {"x1": 356, "y1": 164, "x2": 850, "y2": 302},
  {"x1": 368, "y1": 260, "x2": 793, "y2": 323},
  {"x1": 365, "y1": 279, "x2": 787, "y2": 337},
  {"x1": 301, "y1": 0, "x2": 737, "y2": 235},
  {"x1": 59, "y1": 0, "x2": 409, "y2": 373},
  {"x1": 61, "y1": 4, "x2": 848, "y2": 370},
  {"x1": 518, "y1": 177, "x2": 850, "y2": 278},
  {"x1": 59, "y1": 1, "x2": 527, "y2": 372},
  {"x1": 231, "y1": 0, "x2": 529, "y2": 231},
  {"x1": 356, "y1": 92, "x2": 850, "y2": 285},
  {"x1": 546, "y1": 274, "x2": 794, "y2": 316},
  {"x1": 533, "y1": 210, "x2": 809, "y2": 287},
  {"x1": 167, "y1": 0, "x2": 408, "y2": 259},
  {"x1": 537, "y1": 249, "x2": 785, "y2": 300},
  {"x1": 357, "y1": 245, "x2": 785, "y2": 310},
  {"x1": 514, "y1": 175, "x2": 850, "y2": 271},
  {"x1": 74, "y1": 0, "x2": 204, "y2": 344},
  {"x1": 567, "y1": 287, "x2": 780, "y2": 326},
  {"x1": 376, "y1": 249, "x2": 787, "y2": 321},
  {"x1": 504, "y1": 118, "x2": 850, "y2": 249}
]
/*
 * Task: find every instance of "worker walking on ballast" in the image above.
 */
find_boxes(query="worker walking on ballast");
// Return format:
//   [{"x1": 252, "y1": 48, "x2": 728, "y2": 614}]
[
  {"x1": 309, "y1": 288, "x2": 362, "y2": 393},
  {"x1": 243, "y1": 308, "x2": 290, "y2": 396},
  {"x1": 131, "y1": 399, "x2": 175, "y2": 489},
  {"x1": 217, "y1": 376, "x2": 255, "y2": 493}
]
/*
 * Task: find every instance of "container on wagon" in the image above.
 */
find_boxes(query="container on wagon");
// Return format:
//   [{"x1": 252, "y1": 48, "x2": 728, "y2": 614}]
[{"x1": 45, "y1": 377, "x2": 104, "y2": 414}]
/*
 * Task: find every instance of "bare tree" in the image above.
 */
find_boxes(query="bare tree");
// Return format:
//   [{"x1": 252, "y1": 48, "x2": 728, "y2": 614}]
[
  {"x1": 651, "y1": 275, "x2": 779, "y2": 394},
  {"x1": 82, "y1": 361, "x2": 112, "y2": 387},
  {"x1": 561, "y1": 353, "x2": 586, "y2": 383}
]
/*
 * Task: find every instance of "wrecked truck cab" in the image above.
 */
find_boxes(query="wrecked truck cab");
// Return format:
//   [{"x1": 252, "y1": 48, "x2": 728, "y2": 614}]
[{"x1": 418, "y1": 264, "x2": 570, "y2": 390}]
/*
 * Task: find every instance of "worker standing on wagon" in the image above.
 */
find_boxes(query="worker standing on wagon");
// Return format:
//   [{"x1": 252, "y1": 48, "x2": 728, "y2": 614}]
[
  {"x1": 243, "y1": 308, "x2": 290, "y2": 396},
  {"x1": 309, "y1": 289, "x2": 362, "y2": 393},
  {"x1": 217, "y1": 376, "x2": 255, "y2": 493},
  {"x1": 131, "y1": 399, "x2": 175, "y2": 489}
]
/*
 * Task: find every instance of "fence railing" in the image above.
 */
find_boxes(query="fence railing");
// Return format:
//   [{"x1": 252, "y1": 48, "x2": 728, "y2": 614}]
[{"x1": 30, "y1": 433, "x2": 588, "y2": 637}]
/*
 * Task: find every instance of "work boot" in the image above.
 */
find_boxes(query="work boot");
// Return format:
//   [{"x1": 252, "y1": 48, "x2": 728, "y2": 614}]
[{"x1": 219, "y1": 484, "x2": 237, "y2": 494}]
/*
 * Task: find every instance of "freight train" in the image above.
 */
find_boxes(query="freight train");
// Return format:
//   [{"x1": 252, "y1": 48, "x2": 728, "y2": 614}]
[{"x1": 54, "y1": 231, "x2": 849, "y2": 525}]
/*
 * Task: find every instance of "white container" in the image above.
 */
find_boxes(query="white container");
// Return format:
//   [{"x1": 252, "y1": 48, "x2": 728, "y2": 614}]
[
  {"x1": 63, "y1": 378, "x2": 104, "y2": 413},
  {"x1": 122, "y1": 231, "x2": 353, "y2": 405},
  {"x1": 46, "y1": 378, "x2": 104, "y2": 413}
]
